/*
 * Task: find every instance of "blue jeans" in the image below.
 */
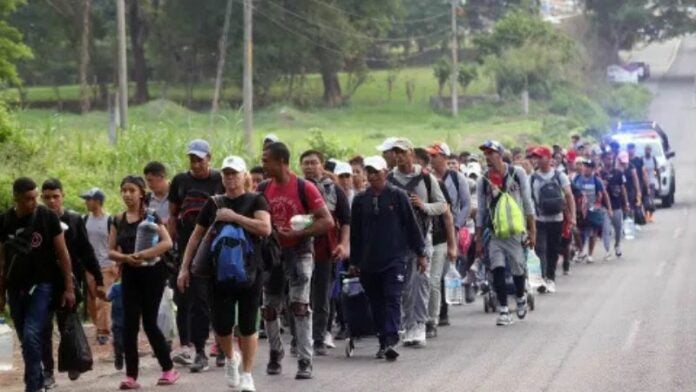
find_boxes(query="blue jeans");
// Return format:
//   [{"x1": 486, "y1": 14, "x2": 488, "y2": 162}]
[{"x1": 8, "y1": 283, "x2": 54, "y2": 392}]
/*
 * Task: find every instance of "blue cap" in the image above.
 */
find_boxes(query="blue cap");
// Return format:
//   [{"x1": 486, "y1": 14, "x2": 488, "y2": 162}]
[
  {"x1": 80, "y1": 187, "x2": 106, "y2": 202},
  {"x1": 187, "y1": 139, "x2": 211, "y2": 159},
  {"x1": 479, "y1": 140, "x2": 505, "y2": 154}
]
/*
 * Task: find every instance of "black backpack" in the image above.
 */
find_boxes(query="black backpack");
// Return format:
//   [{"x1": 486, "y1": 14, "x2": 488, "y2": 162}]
[
  {"x1": 531, "y1": 171, "x2": 565, "y2": 216},
  {"x1": 387, "y1": 171, "x2": 432, "y2": 238}
]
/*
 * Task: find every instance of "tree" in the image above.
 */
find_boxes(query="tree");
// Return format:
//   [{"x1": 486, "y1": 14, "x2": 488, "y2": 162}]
[
  {"x1": 128, "y1": 0, "x2": 149, "y2": 103},
  {"x1": 78, "y1": 0, "x2": 91, "y2": 112},
  {"x1": 0, "y1": 0, "x2": 32, "y2": 86},
  {"x1": 210, "y1": 0, "x2": 233, "y2": 116},
  {"x1": 583, "y1": 0, "x2": 696, "y2": 66}
]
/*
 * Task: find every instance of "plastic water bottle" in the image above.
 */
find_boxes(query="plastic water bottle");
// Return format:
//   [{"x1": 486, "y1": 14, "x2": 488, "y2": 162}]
[
  {"x1": 135, "y1": 210, "x2": 160, "y2": 264},
  {"x1": 444, "y1": 266, "x2": 463, "y2": 305},
  {"x1": 623, "y1": 217, "x2": 636, "y2": 240},
  {"x1": 290, "y1": 215, "x2": 314, "y2": 232},
  {"x1": 0, "y1": 316, "x2": 14, "y2": 371}
]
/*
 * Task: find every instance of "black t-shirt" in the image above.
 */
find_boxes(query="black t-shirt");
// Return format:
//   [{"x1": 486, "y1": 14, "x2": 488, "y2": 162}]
[
  {"x1": 600, "y1": 169, "x2": 626, "y2": 210},
  {"x1": 196, "y1": 193, "x2": 269, "y2": 232},
  {"x1": 112, "y1": 212, "x2": 162, "y2": 255},
  {"x1": 631, "y1": 157, "x2": 647, "y2": 189},
  {"x1": 169, "y1": 170, "x2": 224, "y2": 246},
  {"x1": 0, "y1": 205, "x2": 63, "y2": 290}
]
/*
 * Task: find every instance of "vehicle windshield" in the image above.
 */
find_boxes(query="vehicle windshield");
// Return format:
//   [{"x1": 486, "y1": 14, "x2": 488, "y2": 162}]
[{"x1": 617, "y1": 139, "x2": 664, "y2": 158}]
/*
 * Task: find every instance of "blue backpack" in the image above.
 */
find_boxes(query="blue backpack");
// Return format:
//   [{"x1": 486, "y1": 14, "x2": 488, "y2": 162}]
[{"x1": 210, "y1": 224, "x2": 256, "y2": 289}]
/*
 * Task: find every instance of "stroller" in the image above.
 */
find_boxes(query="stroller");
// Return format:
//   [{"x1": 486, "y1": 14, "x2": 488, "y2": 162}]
[
  {"x1": 479, "y1": 229, "x2": 536, "y2": 314},
  {"x1": 340, "y1": 272, "x2": 375, "y2": 357}
]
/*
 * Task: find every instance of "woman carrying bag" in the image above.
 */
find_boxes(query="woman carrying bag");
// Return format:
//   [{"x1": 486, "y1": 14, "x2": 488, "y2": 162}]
[{"x1": 178, "y1": 156, "x2": 271, "y2": 392}]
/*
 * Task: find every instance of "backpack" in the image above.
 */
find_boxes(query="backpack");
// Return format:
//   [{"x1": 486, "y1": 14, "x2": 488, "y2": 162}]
[
  {"x1": 310, "y1": 178, "x2": 341, "y2": 261},
  {"x1": 483, "y1": 166, "x2": 525, "y2": 239},
  {"x1": 443, "y1": 170, "x2": 461, "y2": 204},
  {"x1": 531, "y1": 171, "x2": 565, "y2": 216},
  {"x1": 208, "y1": 194, "x2": 262, "y2": 290},
  {"x1": 432, "y1": 180, "x2": 452, "y2": 246},
  {"x1": 387, "y1": 170, "x2": 432, "y2": 237},
  {"x1": 2, "y1": 208, "x2": 38, "y2": 290}
]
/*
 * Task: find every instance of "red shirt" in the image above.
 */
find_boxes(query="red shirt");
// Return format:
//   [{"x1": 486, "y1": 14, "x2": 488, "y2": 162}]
[
  {"x1": 263, "y1": 173, "x2": 325, "y2": 248},
  {"x1": 488, "y1": 170, "x2": 504, "y2": 189}
]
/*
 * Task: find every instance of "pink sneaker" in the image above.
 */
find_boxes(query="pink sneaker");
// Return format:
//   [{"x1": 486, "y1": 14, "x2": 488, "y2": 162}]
[
  {"x1": 119, "y1": 377, "x2": 141, "y2": 390},
  {"x1": 157, "y1": 370, "x2": 180, "y2": 386},
  {"x1": 210, "y1": 343, "x2": 220, "y2": 356}
]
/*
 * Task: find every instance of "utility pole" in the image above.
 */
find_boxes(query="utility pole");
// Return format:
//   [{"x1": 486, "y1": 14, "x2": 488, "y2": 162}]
[
  {"x1": 243, "y1": 0, "x2": 253, "y2": 150},
  {"x1": 116, "y1": 0, "x2": 128, "y2": 129},
  {"x1": 450, "y1": 0, "x2": 459, "y2": 117}
]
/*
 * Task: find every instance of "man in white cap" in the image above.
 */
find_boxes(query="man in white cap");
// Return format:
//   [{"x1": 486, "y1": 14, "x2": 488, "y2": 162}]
[
  {"x1": 349, "y1": 156, "x2": 427, "y2": 361},
  {"x1": 376, "y1": 137, "x2": 399, "y2": 170},
  {"x1": 333, "y1": 161, "x2": 355, "y2": 205},
  {"x1": 169, "y1": 139, "x2": 224, "y2": 372},
  {"x1": 387, "y1": 138, "x2": 447, "y2": 347}
]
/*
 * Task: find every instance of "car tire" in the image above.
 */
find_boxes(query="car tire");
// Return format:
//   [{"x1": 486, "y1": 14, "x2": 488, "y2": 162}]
[{"x1": 662, "y1": 182, "x2": 675, "y2": 208}]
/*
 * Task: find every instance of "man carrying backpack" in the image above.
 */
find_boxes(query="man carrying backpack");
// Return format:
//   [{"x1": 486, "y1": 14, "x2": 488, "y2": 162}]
[
  {"x1": 299, "y1": 150, "x2": 350, "y2": 356},
  {"x1": 529, "y1": 147, "x2": 575, "y2": 294},
  {"x1": 475, "y1": 140, "x2": 535, "y2": 326},
  {"x1": 259, "y1": 142, "x2": 334, "y2": 380},
  {"x1": 168, "y1": 139, "x2": 224, "y2": 372},
  {"x1": 425, "y1": 142, "x2": 469, "y2": 332},
  {"x1": 387, "y1": 138, "x2": 447, "y2": 346},
  {"x1": 573, "y1": 159, "x2": 611, "y2": 263}
]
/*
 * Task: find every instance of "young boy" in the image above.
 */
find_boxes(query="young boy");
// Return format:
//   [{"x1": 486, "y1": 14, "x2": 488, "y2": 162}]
[{"x1": 108, "y1": 269, "x2": 124, "y2": 371}]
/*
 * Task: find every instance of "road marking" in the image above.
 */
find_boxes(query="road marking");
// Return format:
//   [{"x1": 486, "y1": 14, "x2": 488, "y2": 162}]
[
  {"x1": 655, "y1": 260, "x2": 667, "y2": 277},
  {"x1": 622, "y1": 320, "x2": 642, "y2": 351},
  {"x1": 673, "y1": 227, "x2": 684, "y2": 239}
]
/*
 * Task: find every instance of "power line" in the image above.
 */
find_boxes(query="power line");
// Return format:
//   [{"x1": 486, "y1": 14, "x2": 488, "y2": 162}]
[{"x1": 263, "y1": 0, "x2": 451, "y2": 43}]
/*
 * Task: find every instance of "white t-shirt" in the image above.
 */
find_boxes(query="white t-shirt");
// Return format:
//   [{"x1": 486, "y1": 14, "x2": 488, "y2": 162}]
[
  {"x1": 85, "y1": 214, "x2": 113, "y2": 269},
  {"x1": 531, "y1": 169, "x2": 570, "y2": 222}
]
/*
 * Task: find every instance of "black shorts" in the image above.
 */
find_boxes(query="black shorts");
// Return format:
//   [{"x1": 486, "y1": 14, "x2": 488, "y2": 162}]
[{"x1": 210, "y1": 276, "x2": 262, "y2": 337}]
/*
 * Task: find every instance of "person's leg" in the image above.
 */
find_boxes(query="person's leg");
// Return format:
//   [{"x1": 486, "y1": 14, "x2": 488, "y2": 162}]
[
  {"x1": 492, "y1": 267, "x2": 508, "y2": 307},
  {"x1": 427, "y1": 243, "x2": 447, "y2": 327},
  {"x1": 121, "y1": 267, "x2": 143, "y2": 380},
  {"x1": 601, "y1": 210, "x2": 612, "y2": 253},
  {"x1": 140, "y1": 266, "x2": 174, "y2": 372},
  {"x1": 534, "y1": 222, "x2": 549, "y2": 279},
  {"x1": 400, "y1": 252, "x2": 417, "y2": 333},
  {"x1": 96, "y1": 266, "x2": 116, "y2": 337},
  {"x1": 40, "y1": 310, "x2": 55, "y2": 377},
  {"x1": 237, "y1": 281, "x2": 261, "y2": 373},
  {"x1": 173, "y1": 281, "x2": 192, "y2": 349},
  {"x1": 382, "y1": 264, "x2": 406, "y2": 349},
  {"x1": 288, "y1": 252, "x2": 314, "y2": 364},
  {"x1": 360, "y1": 273, "x2": 385, "y2": 347},
  {"x1": 310, "y1": 261, "x2": 332, "y2": 349},
  {"x1": 545, "y1": 222, "x2": 563, "y2": 282},
  {"x1": 612, "y1": 210, "x2": 623, "y2": 249},
  {"x1": 189, "y1": 276, "x2": 210, "y2": 355},
  {"x1": 413, "y1": 250, "x2": 431, "y2": 327}
]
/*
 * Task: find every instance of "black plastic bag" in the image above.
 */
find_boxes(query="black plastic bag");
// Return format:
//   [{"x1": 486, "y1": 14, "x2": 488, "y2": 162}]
[{"x1": 57, "y1": 310, "x2": 93, "y2": 374}]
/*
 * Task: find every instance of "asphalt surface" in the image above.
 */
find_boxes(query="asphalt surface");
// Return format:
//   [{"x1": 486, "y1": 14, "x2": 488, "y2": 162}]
[{"x1": 6, "y1": 37, "x2": 696, "y2": 392}]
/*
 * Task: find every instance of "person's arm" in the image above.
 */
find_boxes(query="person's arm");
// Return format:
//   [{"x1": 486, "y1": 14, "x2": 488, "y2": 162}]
[
  {"x1": 167, "y1": 202, "x2": 179, "y2": 240},
  {"x1": 332, "y1": 185, "x2": 351, "y2": 260},
  {"x1": 475, "y1": 177, "x2": 487, "y2": 256},
  {"x1": 517, "y1": 169, "x2": 536, "y2": 247},
  {"x1": 348, "y1": 195, "x2": 363, "y2": 273},
  {"x1": 417, "y1": 174, "x2": 447, "y2": 216},
  {"x1": 456, "y1": 173, "x2": 471, "y2": 229},
  {"x1": 563, "y1": 185, "x2": 576, "y2": 225},
  {"x1": 401, "y1": 192, "x2": 428, "y2": 272},
  {"x1": 216, "y1": 209, "x2": 272, "y2": 237},
  {"x1": 132, "y1": 224, "x2": 173, "y2": 261},
  {"x1": 631, "y1": 168, "x2": 642, "y2": 205},
  {"x1": 443, "y1": 208, "x2": 457, "y2": 261},
  {"x1": 53, "y1": 232, "x2": 76, "y2": 309},
  {"x1": 177, "y1": 224, "x2": 206, "y2": 291},
  {"x1": 107, "y1": 219, "x2": 139, "y2": 266}
]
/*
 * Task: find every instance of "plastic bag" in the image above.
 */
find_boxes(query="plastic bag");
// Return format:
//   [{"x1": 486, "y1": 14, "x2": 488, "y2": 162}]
[
  {"x1": 623, "y1": 217, "x2": 636, "y2": 240},
  {"x1": 57, "y1": 310, "x2": 93, "y2": 374},
  {"x1": 526, "y1": 250, "x2": 545, "y2": 291},
  {"x1": 444, "y1": 265, "x2": 463, "y2": 305},
  {"x1": 458, "y1": 228, "x2": 472, "y2": 255},
  {"x1": 157, "y1": 287, "x2": 177, "y2": 341}
]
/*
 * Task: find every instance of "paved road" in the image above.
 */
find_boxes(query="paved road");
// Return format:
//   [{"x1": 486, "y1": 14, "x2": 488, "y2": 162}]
[{"x1": 7, "y1": 37, "x2": 696, "y2": 392}]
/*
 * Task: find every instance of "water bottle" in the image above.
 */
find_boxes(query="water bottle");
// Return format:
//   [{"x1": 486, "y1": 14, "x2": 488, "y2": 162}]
[
  {"x1": 623, "y1": 217, "x2": 636, "y2": 240},
  {"x1": 135, "y1": 210, "x2": 160, "y2": 265},
  {"x1": 0, "y1": 316, "x2": 14, "y2": 371},
  {"x1": 444, "y1": 266, "x2": 463, "y2": 305},
  {"x1": 290, "y1": 214, "x2": 314, "y2": 232}
]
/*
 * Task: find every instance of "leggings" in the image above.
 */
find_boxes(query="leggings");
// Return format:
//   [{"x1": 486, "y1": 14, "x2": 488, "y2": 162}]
[
  {"x1": 122, "y1": 263, "x2": 173, "y2": 379},
  {"x1": 492, "y1": 267, "x2": 525, "y2": 308}
]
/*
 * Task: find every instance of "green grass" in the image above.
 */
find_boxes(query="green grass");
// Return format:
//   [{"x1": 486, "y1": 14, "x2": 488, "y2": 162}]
[{"x1": 1, "y1": 66, "x2": 554, "y2": 213}]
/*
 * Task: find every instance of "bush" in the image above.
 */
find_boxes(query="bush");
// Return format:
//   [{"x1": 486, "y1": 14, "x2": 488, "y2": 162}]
[
  {"x1": 541, "y1": 115, "x2": 583, "y2": 143},
  {"x1": 549, "y1": 87, "x2": 609, "y2": 131},
  {"x1": 305, "y1": 129, "x2": 356, "y2": 161},
  {"x1": 600, "y1": 84, "x2": 652, "y2": 120}
]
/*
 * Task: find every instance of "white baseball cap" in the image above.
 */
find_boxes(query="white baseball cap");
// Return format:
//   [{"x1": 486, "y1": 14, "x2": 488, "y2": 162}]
[
  {"x1": 221, "y1": 155, "x2": 247, "y2": 173},
  {"x1": 364, "y1": 156, "x2": 388, "y2": 172},
  {"x1": 263, "y1": 133, "x2": 280, "y2": 144},
  {"x1": 376, "y1": 137, "x2": 398, "y2": 152},
  {"x1": 334, "y1": 161, "x2": 352, "y2": 176}
]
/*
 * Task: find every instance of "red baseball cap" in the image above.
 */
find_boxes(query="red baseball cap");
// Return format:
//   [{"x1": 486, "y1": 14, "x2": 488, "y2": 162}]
[{"x1": 530, "y1": 146, "x2": 552, "y2": 159}]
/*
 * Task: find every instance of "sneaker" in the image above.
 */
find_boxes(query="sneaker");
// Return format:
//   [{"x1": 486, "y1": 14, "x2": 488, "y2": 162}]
[
  {"x1": 266, "y1": 349, "x2": 284, "y2": 375},
  {"x1": 438, "y1": 315, "x2": 450, "y2": 327},
  {"x1": 375, "y1": 346, "x2": 386, "y2": 359},
  {"x1": 225, "y1": 352, "x2": 241, "y2": 388},
  {"x1": 615, "y1": 246, "x2": 623, "y2": 258},
  {"x1": 411, "y1": 323, "x2": 427, "y2": 347},
  {"x1": 496, "y1": 311, "x2": 513, "y2": 326},
  {"x1": 546, "y1": 280, "x2": 556, "y2": 294},
  {"x1": 216, "y1": 350, "x2": 225, "y2": 368},
  {"x1": 239, "y1": 372, "x2": 256, "y2": 392},
  {"x1": 119, "y1": 377, "x2": 141, "y2": 390},
  {"x1": 258, "y1": 329, "x2": 267, "y2": 339},
  {"x1": 209, "y1": 342, "x2": 220, "y2": 357},
  {"x1": 324, "y1": 332, "x2": 336, "y2": 349},
  {"x1": 604, "y1": 252, "x2": 613, "y2": 261},
  {"x1": 402, "y1": 325, "x2": 415, "y2": 346},
  {"x1": 68, "y1": 370, "x2": 81, "y2": 381},
  {"x1": 586, "y1": 255, "x2": 594, "y2": 264},
  {"x1": 384, "y1": 346, "x2": 400, "y2": 362},
  {"x1": 516, "y1": 296, "x2": 528, "y2": 320},
  {"x1": 172, "y1": 347, "x2": 194, "y2": 366},
  {"x1": 314, "y1": 341, "x2": 328, "y2": 356},
  {"x1": 43, "y1": 371, "x2": 57, "y2": 389},
  {"x1": 189, "y1": 353, "x2": 209, "y2": 373},
  {"x1": 563, "y1": 269, "x2": 569, "y2": 276},
  {"x1": 425, "y1": 322, "x2": 437, "y2": 339},
  {"x1": 157, "y1": 370, "x2": 180, "y2": 386},
  {"x1": 295, "y1": 359, "x2": 313, "y2": 380},
  {"x1": 290, "y1": 341, "x2": 298, "y2": 357},
  {"x1": 537, "y1": 282, "x2": 547, "y2": 294}
]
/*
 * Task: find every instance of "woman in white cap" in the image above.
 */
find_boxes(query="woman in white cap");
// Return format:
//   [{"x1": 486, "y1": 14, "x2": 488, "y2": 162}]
[{"x1": 177, "y1": 156, "x2": 271, "y2": 392}]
